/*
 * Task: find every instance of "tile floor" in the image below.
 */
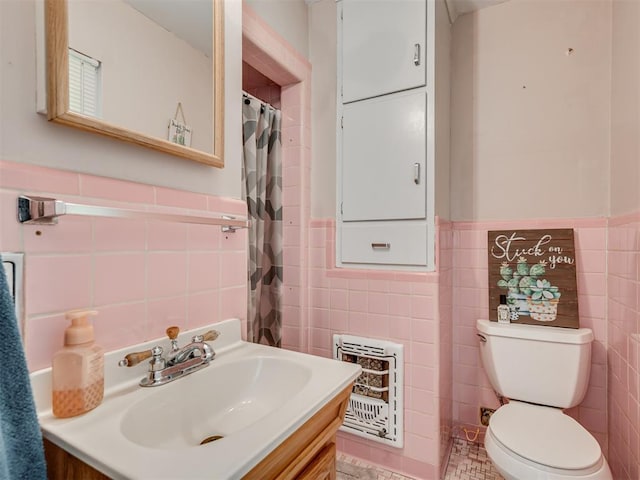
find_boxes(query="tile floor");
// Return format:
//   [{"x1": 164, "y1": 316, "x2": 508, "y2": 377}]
[
  {"x1": 336, "y1": 454, "x2": 410, "y2": 480},
  {"x1": 443, "y1": 438, "x2": 504, "y2": 480},
  {"x1": 336, "y1": 438, "x2": 504, "y2": 480}
]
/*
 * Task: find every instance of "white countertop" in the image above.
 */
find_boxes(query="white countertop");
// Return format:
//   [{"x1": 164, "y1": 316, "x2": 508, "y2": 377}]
[{"x1": 31, "y1": 319, "x2": 360, "y2": 479}]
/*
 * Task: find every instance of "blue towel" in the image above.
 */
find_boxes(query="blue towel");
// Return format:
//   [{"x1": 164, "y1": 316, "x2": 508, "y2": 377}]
[{"x1": 0, "y1": 255, "x2": 46, "y2": 479}]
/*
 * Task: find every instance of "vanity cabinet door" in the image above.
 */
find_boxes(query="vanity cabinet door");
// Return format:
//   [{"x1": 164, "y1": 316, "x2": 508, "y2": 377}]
[
  {"x1": 297, "y1": 443, "x2": 336, "y2": 480},
  {"x1": 341, "y1": 89, "x2": 426, "y2": 222},
  {"x1": 43, "y1": 439, "x2": 109, "y2": 480},
  {"x1": 341, "y1": 0, "x2": 426, "y2": 103}
]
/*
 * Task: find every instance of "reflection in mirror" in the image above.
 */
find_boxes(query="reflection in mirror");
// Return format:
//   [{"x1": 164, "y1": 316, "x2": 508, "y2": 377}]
[{"x1": 45, "y1": 0, "x2": 224, "y2": 167}]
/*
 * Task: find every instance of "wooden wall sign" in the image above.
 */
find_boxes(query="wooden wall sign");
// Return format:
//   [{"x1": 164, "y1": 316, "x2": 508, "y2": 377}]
[{"x1": 488, "y1": 229, "x2": 579, "y2": 328}]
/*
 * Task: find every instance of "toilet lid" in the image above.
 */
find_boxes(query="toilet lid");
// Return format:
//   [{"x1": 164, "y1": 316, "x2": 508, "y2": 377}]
[{"x1": 489, "y1": 402, "x2": 601, "y2": 470}]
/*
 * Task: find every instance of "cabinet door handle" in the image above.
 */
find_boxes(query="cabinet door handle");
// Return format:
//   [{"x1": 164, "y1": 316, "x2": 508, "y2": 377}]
[
  {"x1": 414, "y1": 43, "x2": 421, "y2": 66},
  {"x1": 371, "y1": 243, "x2": 391, "y2": 250},
  {"x1": 414, "y1": 163, "x2": 421, "y2": 185}
]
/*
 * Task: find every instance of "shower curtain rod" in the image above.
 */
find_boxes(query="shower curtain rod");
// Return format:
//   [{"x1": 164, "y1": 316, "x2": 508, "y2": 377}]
[
  {"x1": 16, "y1": 195, "x2": 248, "y2": 233},
  {"x1": 242, "y1": 91, "x2": 265, "y2": 104},
  {"x1": 242, "y1": 91, "x2": 278, "y2": 111}
]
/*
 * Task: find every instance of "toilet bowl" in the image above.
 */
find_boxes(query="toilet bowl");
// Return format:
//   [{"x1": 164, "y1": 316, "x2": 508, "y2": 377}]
[
  {"x1": 484, "y1": 401, "x2": 612, "y2": 480},
  {"x1": 476, "y1": 320, "x2": 612, "y2": 480}
]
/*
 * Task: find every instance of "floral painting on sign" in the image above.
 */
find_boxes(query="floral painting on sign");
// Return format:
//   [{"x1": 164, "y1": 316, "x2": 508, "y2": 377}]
[{"x1": 487, "y1": 229, "x2": 579, "y2": 328}]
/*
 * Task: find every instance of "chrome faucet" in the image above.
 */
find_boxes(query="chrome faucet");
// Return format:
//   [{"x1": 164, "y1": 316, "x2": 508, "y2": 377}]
[
  {"x1": 119, "y1": 326, "x2": 220, "y2": 387},
  {"x1": 167, "y1": 336, "x2": 214, "y2": 366}
]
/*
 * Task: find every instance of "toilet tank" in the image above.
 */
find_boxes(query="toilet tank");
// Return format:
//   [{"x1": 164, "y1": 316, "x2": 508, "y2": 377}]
[{"x1": 476, "y1": 320, "x2": 593, "y2": 408}]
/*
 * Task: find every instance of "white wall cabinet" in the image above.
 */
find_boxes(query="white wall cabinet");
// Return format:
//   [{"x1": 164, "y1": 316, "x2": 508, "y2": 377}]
[
  {"x1": 337, "y1": 0, "x2": 449, "y2": 270},
  {"x1": 341, "y1": 0, "x2": 426, "y2": 103}
]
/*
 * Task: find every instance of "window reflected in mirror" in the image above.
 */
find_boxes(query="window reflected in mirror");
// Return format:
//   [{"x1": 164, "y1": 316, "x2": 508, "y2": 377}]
[{"x1": 68, "y1": 48, "x2": 101, "y2": 118}]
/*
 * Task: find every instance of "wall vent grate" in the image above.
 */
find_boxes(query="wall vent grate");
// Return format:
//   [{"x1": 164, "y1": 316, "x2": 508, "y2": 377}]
[{"x1": 334, "y1": 334, "x2": 403, "y2": 448}]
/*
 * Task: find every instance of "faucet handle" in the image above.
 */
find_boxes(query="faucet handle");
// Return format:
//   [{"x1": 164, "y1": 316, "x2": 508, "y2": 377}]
[
  {"x1": 149, "y1": 346, "x2": 166, "y2": 371},
  {"x1": 200, "y1": 330, "x2": 220, "y2": 342},
  {"x1": 166, "y1": 326, "x2": 180, "y2": 340},
  {"x1": 118, "y1": 349, "x2": 152, "y2": 367}
]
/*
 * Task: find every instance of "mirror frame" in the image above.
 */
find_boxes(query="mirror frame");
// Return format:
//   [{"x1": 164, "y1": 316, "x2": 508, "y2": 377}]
[{"x1": 45, "y1": 0, "x2": 225, "y2": 168}]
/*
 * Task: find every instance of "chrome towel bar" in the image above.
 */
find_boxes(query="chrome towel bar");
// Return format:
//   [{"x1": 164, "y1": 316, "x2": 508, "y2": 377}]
[{"x1": 16, "y1": 195, "x2": 248, "y2": 232}]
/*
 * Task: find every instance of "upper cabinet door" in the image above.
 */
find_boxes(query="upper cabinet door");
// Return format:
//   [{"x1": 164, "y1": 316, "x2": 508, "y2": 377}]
[
  {"x1": 341, "y1": 89, "x2": 427, "y2": 222},
  {"x1": 341, "y1": 0, "x2": 426, "y2": 103}
]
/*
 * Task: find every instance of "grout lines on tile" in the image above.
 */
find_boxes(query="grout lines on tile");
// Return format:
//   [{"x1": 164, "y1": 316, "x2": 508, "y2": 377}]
[
  {"x1": 336, "y1": 453, "x2": 414, "y2": 480},
  {"x1": 444, "y1": 438, "x2": 504, "y2": 480},
  {"x1": 337, "y1": 437, "x2": 503, "y2": 480}
]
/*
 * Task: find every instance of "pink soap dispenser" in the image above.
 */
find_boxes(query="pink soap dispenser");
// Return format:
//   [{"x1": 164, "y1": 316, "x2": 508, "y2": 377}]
[{"x1": 52, "y1": 309, "x2": 104, "y2": 418}]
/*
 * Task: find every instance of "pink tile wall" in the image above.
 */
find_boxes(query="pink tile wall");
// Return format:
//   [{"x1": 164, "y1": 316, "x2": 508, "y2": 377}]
[
  {"x1": 438, "y1": 222, "x2": 454, "y2": 478},
  {"x1": 451, "y1": 218, "x2": 609, "y2": 452},
  {"x1": 0, "y1": 160, "x2": 247, "y2": 372},
  {"x1": 306, "y1": 216, "x2": 610, "y2": 478},
  {"x1": 281, "y1": 80, "x2": 312, "y2": 354},
  {"x1": 607, "y1": 212, "x2": 640, "y2": 479},
  {"x1": 310, "y1": 219, "x2": 445, "y2": 479}
]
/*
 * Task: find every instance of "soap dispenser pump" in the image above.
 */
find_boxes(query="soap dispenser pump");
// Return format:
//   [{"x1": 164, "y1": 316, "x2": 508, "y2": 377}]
[{"x1": 52, "y1": 309, "x2": 104, "y2": 418}]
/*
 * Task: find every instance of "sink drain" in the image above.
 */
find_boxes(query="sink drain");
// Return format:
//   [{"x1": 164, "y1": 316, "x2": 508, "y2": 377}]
[{"x1": 200, "y1": 435, "x2": 224, "y2": 445}]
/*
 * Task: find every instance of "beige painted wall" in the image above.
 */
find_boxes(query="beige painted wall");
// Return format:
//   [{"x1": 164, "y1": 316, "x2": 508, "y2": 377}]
[
  {"x1": 309, "y1": 0, "x2": 337, "y2": 218},
  {"x1": 610, "y1": 0, "x2": 640, "y2": 216},
  {"x1": 0, "y1": 0, "x2": 242, "y2": 199},
  {"x1": 287, "y1": 0, "x2": 615, "y2": 221},
  {"x1": 450, "y1": 0, "x2": 611, "y2": 221},
  {"x1": 435, "y1": 0, "x2": 452, "y2": 220},
  {"x1": 245, "y1": 0, "x2": 309, "y2": 58}
]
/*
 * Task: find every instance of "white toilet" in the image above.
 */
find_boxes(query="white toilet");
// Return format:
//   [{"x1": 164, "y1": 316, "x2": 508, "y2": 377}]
[{"x1": 476, "y1": 319, "x2": 612, "y2": 480}]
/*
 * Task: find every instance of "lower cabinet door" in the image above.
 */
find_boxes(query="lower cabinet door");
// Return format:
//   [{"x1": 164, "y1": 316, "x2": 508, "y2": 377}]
[{"x1": 298, "y1": 443, "x2": 336, "y2": 480}]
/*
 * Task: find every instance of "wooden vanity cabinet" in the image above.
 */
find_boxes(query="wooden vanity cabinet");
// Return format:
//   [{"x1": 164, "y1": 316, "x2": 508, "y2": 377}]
[
  {"x1": 298, "y1": 443, "x2": 336, "y2": 480},
  {"x1": 44, "y1": 439, "x2": 108, "y2": 480},
  {"x1": 43, "y1": 384, "x2": 352, "y2": 480},
  {"x1": 243, "y1": 384, "x2": 351, "y2": 479}
]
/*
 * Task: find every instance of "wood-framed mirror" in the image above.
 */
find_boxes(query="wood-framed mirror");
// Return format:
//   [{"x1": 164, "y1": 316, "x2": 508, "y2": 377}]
[{"x1": 45, "y1": 0, "x2": 224, "y2": 168}]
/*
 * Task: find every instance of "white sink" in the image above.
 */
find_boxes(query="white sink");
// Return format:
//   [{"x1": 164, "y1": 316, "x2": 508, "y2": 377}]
[
  {"x1": 120, "y1": 356, "x2": 311, "y2": 449},
  {"x1": 30, "y1": 319, "x2": 360, "y2": 479}
]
